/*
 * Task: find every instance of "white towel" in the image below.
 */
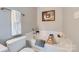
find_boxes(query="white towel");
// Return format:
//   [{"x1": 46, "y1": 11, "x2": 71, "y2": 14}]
[{"x1": 11, "y1": 10, "x2": 21, "y2": 36}]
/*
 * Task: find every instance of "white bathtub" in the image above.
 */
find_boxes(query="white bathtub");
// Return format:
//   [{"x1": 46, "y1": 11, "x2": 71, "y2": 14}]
[{"x1": 26, "y1": 31, "x2": 76, "y2": 52}]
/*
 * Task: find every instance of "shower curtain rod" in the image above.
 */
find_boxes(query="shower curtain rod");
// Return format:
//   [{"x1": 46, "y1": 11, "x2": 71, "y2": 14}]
[{"x1": 0, "y1": 7, "x2": 25, "y2": 16}]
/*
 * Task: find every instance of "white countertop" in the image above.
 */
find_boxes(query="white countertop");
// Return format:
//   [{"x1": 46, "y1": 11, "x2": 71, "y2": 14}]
[
  {"x1": 30, "y1": 38, "x2": 75, "y2": 52},
  {"x1": 26, "y1": 31, "x2": 76, "y2": 52}
]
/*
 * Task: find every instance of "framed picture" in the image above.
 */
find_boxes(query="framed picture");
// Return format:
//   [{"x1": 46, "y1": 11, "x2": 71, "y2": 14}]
[{"x1": 42, "y1": 10, "x2": 55, "y2": 21}]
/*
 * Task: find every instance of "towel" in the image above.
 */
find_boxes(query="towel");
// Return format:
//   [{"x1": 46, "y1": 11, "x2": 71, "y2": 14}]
[{"x1": 11, "y1": 10, "x2": 21, "y2": 36}]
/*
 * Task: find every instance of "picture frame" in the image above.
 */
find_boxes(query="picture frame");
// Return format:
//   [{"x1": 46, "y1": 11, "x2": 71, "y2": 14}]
[{"x1": 42, "y1": 10, "x2": 55, "y2": 21}]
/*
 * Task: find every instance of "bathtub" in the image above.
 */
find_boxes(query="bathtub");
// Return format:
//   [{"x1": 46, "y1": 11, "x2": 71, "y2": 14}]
[{"x1": 26, "y1": 31, "x2": 76, "y2": 52}]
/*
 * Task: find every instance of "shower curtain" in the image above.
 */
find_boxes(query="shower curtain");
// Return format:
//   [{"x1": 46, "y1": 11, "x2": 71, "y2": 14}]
[{"x1": 11, "y1": 10, "x2": 21, "y2": 36}]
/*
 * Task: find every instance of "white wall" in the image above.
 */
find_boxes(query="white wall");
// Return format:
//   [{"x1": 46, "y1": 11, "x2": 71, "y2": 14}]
[
  {"x1": 37, "y1": 7, "x2": 63, "y2": 32},
  {"x1": 63, "y1": 7, "x2": 79, "y2": 51}
]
